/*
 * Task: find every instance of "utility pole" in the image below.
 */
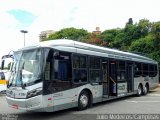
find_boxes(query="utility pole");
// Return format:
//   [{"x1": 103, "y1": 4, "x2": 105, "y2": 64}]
[{"x1": 20, "y1": 30, "x2": 28, "y2": 47}]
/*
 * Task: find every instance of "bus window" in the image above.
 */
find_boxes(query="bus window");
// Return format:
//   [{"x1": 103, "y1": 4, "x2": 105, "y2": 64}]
[
  {"x1": 142, "y1": 64, "x2": 148, "y2": 77},
  {"x1": 149, "y1": 64, "x2": 157, "y2": 77},
  {"x1": 45, "y1": 50, "x2": 71, "y2": 81},
  {"x1": 54, "y1": 52, "x2": 71, "y2": 81},
  {"x1": 73, "y1": 69, "x2": 87, "y2": 83},
  {"x1": 73, "y1": 56, "x2": 79, "y2": 68},
  {"x1": 117, "y1": 61, "x2": 126, "y2": 81},
  {"x1": 73, "y1": 55, "x2": 87, "y2": 83},
  {"x1": 155, "y1": 65, "x2": 158, "y2": 76},
  {"x1": 134, "y1": 63, "x2": 142, "y2": 77},
  {"x1": 89, "y1": 57, "x2": 100, "y2": 83}
]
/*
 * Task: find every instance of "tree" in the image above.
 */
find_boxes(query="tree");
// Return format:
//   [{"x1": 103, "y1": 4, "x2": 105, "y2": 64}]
[
  {"x1": 149, "y1": 51, "x2": 160, "y2": 65},
  {"x1": 137, "y1": 19, "x2": 151, "y2": 37},
  {"x1": 129, "y1": 34, "x2": 154, "y2": 53},
  {"x1": 42, "y1": 20, "x2": 160, "y2": 65},
  {"x1": 86, "y1": 33, "x2": 108, "y2": 46},
  {"x1": 110, "y1": 31, "x2": 125, "y2": 49},
  {"x1": 99, "y1": 28, "x2": 122, "y2": 47},
  {"x1": 47, "y1": 27, "x2": 90, "y2": 42},
  {"x1": 124, "y1": 23, "x2": 138, "y2": 46},
  {"x1": 151, "y1": 22, "x2": 160, "y2": 50}
]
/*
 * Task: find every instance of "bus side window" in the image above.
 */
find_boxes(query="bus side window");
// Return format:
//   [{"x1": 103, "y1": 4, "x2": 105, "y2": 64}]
[
  {"x1": 73, "y1": 55, "x2": 87, "y2": 83},
  {"x1": 134, "y1": 63, "x2": 142, "y2": 77},
  {"x1": 57, "y1": 60, "x2": 68, "y2": 80},
  {"x1": 154, "y1": 65, "x2": 158, "y2": 77},
  {"x1": 142, "y1": 64, "x2": 149, "y2": 77},
  {"x1": 149, "y1": 64, "x2": 157, "y2": 77},
  {"x1": 117, "y1": 61, "x2": 126, "y2": 81},
  {"x1": 89, "y1": 57, "x2": 100, "y2": 83},
  {"x1": 53, "y1": 51, "x2": 71, "y2": 81}
]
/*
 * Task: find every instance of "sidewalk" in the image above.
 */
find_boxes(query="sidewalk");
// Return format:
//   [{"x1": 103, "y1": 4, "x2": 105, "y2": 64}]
[{"x1": 150, "y1": 84, "x2": 160, "y2": 94}]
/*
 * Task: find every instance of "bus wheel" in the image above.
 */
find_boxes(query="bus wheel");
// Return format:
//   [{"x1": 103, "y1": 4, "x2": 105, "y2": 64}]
[
  {"x1": 78, "y1": 91, "x2": 89, "y2": 110},
  {"x1": 143, "y1": 84, "x2": 149, "y2": 95},
  {"x1": 137, "y1": 84, "x2": 143, "y2": 97}
]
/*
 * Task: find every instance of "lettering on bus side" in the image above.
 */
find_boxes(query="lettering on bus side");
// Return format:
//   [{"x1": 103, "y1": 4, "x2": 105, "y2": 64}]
[
  {"x1": 118, "y1": 84, "x2": 125, "y2": 90},
  {"x1": 117, "y1": 83, "x2": 127, "y2": 94},
  {"x1": 53, "y1": 93, "x2": 63, "y2": 97}
]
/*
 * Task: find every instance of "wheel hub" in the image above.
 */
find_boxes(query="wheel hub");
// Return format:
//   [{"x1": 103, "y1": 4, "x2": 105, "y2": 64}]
[{"x1": 80, "y1": 95, "x2": 88, "y2": 107}]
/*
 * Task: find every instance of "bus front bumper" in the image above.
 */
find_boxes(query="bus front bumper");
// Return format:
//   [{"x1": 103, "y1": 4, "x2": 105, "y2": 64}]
[{"x1": 6, "y1": 95, "x2": 44, "y2": 111}]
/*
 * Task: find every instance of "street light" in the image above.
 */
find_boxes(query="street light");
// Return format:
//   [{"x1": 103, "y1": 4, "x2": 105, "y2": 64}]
[{"x1": 20, "y1": 30, "x2": 28, "y2": 47}]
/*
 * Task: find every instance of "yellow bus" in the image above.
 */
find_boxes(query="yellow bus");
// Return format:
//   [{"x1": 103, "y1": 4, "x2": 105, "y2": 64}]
[{"x1": 0, "y1": 54, "x2": 13, "y2": 94}]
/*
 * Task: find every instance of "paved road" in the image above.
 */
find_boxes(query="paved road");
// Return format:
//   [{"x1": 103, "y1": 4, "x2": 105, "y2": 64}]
[{"x1": 1, "y1": 90, "x2": 160, "y2": 120}]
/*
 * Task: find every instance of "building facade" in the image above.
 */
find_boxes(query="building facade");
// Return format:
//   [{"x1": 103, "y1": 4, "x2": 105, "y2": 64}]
[{"x1": 39, "y1": 30, "x2": 56, "y2": 42}]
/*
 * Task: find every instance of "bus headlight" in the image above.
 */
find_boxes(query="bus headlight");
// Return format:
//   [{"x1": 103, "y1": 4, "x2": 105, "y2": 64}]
[{"x1": 27, "y1": 87, "x2": 42, "y2": 98}]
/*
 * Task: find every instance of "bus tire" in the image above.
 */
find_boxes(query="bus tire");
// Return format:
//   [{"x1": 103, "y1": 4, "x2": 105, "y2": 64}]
[
  {"x1": 137, "y1": 84, "x2": 143, "y2": 97},
  {"x1": 143, "y1": 84, "x2": 149, "y2": 95},
  {"x1": 78, "y1": 90, "x2": 89, "y2": 110}
]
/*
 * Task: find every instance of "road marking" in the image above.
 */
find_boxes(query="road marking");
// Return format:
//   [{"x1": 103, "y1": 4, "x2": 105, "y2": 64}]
[
  {"x1": 125, "y1": 100, "x2": 138, "y2": 103},
  {"x1": 138, "y1": 96, "x2": 160, "y2": 98},
  {"x1": 148, "y1": 94, "x2": 160, "y2": 96},
  {"x1": 125, "y1": 100, "x2": 160, "y2": 103}
]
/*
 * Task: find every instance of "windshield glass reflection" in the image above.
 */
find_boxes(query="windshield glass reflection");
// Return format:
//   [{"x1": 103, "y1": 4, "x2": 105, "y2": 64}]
[{"x1": 9, "y1": 49, "x2": 42, "y2": 87}]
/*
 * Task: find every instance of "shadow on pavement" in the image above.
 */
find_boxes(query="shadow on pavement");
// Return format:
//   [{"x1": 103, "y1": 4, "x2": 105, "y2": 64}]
[
  {"x1": 10, "y1": 108, "x2": 77, "y2": 120},
  {"x1": 2, "y1": 84, "x2": 160, "y2": 120}
]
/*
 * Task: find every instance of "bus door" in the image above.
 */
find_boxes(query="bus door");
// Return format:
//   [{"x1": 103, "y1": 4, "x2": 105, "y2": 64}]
[
  {"x1": 43, "y1": 58, "x2": 54, "y2": 112},
  {"x1": 43, "y1": 50, "x2": 72, "y2": 111},
  {"x1": 126, "y1": 63, "x2": 134, "y2": 92},
  {"x1": 102, "y1": 61, "x2": 108, "y2": 96},
  {"x1": 109, "y1": 61, "x2": 117, "y2": 96}
]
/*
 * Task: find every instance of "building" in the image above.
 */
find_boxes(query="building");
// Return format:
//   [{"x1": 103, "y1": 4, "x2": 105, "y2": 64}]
[
  {"x1": 39, "y1": 30, "x2": 56, "y2": 42},
  {"x1": 92, "y1": 27, "x2": 101, "y2": 35}
]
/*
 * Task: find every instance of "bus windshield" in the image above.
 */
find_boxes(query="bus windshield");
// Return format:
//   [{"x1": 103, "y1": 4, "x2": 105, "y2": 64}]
[{"x1": 9, "y1": 49, "x2": 42, "y2": 87}]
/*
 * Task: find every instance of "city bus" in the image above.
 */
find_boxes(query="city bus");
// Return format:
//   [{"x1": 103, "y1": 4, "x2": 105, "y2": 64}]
[{"x1": 6, "y1": 39, "x2": 159, "y2": 112}]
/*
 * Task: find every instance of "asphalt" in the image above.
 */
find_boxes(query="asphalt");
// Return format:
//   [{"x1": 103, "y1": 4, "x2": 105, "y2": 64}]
[{"x1": 1, "y1": 84, "x2": 160, "y2": 120}]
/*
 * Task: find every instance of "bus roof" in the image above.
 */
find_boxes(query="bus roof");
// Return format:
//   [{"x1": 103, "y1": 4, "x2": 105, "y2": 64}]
[{"x1": 18, "y1": 39, "x2": 157, "y2": 64}]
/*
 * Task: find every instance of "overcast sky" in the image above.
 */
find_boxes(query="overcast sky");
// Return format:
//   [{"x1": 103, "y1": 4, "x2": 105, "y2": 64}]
[{"x1": 0, "y1": 0, "x2": 160, "y2": 57}]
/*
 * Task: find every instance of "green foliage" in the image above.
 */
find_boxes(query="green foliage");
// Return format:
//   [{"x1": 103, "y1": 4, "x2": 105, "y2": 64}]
[
  {"x1": 100, "y1": 29, "x2": 120, "y2": 42},
  {"x1": 44, "y1": 19, "x2": 160, "y2": 65},
  {"x1": 151, "y1": 22, "x2": 160, "y2": 50},
  {"x1": 98, "y1": 19, "x2": 160, "y2": 65},
  {"x1": 149, "y1": 51, "x2": 160, "y2": 65},
  {"x1": 137, "y1": 19, "x2": 151, "y2": 37},
  {"x1": 47, "y1": 27, "x2": 90, "y2": 42},
  {"x1": 129, "y1": 34, "x2": 155, "y2": 54}
]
